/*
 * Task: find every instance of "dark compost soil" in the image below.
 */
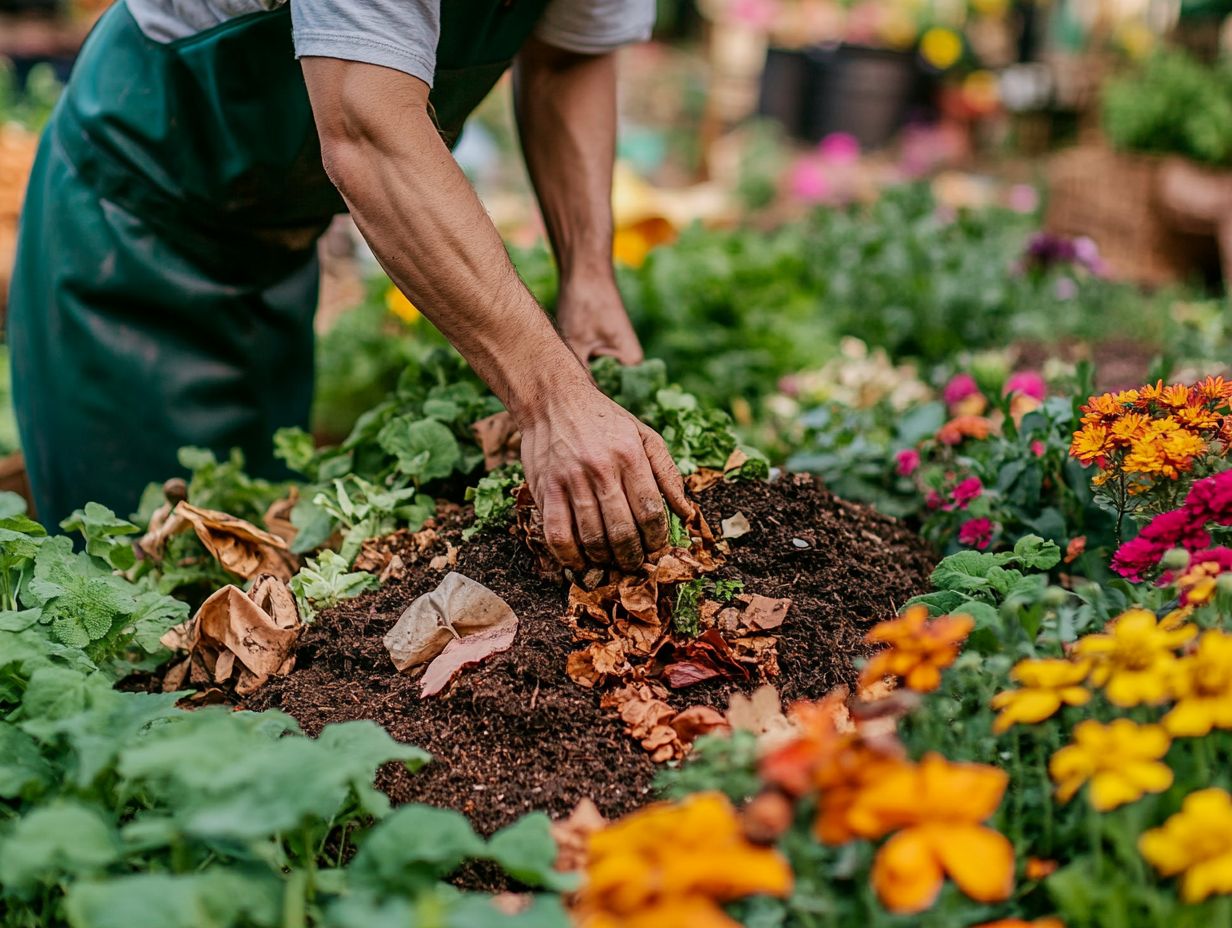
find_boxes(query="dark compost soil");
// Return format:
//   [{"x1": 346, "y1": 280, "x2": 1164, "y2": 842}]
[{"x1": 247, "y1": 474, "x2": 935, "y2": 834}]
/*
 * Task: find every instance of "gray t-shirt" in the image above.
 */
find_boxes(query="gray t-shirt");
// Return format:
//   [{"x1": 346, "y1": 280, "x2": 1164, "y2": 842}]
[{"x1": 128, "y1": 0, "x2": 656, "y2": 86}]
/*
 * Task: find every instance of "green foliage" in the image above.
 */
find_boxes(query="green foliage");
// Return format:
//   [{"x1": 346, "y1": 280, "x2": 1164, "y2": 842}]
[
  {"x1": 290, "y1": 550, "x2": 382, "y2": 621},
  {"x1": 174, "y1": 447, "x2": 287, "y2": 525},
  {"x1": 463, "y1": 463, "x2": 523, "y2": 540},
  {"x1": 0, "y1": 61, "x2": 61, "y2": 131},
  {"x1": 0, "y1": 509, "x2": 568, "y2": 928},
  {"x1": 1104, "y1": 51, "x2": 1232, "y2": 165},
  {"x1": 60, "y1": 504, "x2": 140, "y2": 572},
  {"x1": 672, "y1": 577, "x2": 745, "y2": 636}
]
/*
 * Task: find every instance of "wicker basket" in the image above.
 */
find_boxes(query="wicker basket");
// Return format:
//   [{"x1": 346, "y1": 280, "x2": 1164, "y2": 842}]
[
  {"x1": 1045, "y1": 143, "x2": 1220, "y2": 287},
  {"x1": 0, "y1": 452, "x2": 33, "y2": 515}
]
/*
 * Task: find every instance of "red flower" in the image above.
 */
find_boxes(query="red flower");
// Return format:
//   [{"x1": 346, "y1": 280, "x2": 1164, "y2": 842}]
[
  {"x1": 959, "y1": 518, "x2": 994, "y2": 550},
  {"x1": 951, "y1": 477, "x2": 983, "y2": 509},
  {"x1": 897, "y1": 449, "x2": 921, "y2": 477}
]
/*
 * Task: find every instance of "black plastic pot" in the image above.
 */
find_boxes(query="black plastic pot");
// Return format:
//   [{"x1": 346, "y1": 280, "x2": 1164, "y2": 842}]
[{"x1": 758, "y1": 43, "x2": 935, "y2": 149}]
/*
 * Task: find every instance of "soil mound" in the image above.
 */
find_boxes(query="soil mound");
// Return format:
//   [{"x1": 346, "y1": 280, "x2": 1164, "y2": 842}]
[{"x1": 248, "y1": 475, "x2": 934, "y2": 833}]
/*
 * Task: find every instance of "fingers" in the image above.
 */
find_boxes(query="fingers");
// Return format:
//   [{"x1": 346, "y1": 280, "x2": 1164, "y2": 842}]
[
  {"x1": 640, "y1": 426, "x2": 692, "y2": 519},
  {"x1": 595, "y1": 482, "x2": 646, "y2": 572},
  {"x1": 541, "y1": 485, "x2": 584, "y2": 571},
  {"x1": 571, "y1": 483, "x2": 614, "y2": 567},
  {"x1": 620, "y1": 452, "x2": 668, "y2": 554}
]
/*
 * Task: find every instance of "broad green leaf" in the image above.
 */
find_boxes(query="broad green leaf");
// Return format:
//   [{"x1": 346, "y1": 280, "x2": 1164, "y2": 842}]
[
  {"x1": 0, "y1": 721, "x2": 53, "y2": 799},
  {"x1": 0, "y1": 801, "x2": 119, "y2": 891},
  {"x1": 60, "y1": 503, "x2": 140, "y2": 571},
  {"x1": 1011, "y1": 534, "x2": 1062, "y2": 571},
  {"x1": 65, "y1": 870, "x2": 281, "y2": 928},
  {"x1": 378, "y1": 417, "x2": 462, "y2": 484},
  {"x1": 486, "y1": 813, "x2": 578, "y2": 892},
  {"x1": 349, "y1": 804, "x2": 486, "y2": 891}
]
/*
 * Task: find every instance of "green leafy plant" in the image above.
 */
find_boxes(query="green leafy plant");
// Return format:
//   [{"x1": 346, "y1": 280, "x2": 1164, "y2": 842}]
[{"x1": 290, "y1": 550, "x2": 382, "y2": 621}]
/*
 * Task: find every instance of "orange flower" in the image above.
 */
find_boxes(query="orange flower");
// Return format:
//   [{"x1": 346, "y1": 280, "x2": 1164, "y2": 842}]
[
  {"x1": 1107, "y1": 412, "x2": 1149, "y2": 446},
  {"x1": 1069, "y1": 424, "x2": 1110, "y2": 463},
  {"x1": 846, "y1": 753, "x2": 1014, "y2": 914},
  {"x1": 1175, "y1": 403, "x2": 1222, "y2": 431},
  {"x1": 973, "y1": 920, "x2": 1065, "y2": 928},
  {"x1": 759, "y1": 693, "x2": 907, "y2": 844},
  {"x1": 1196, "y1": 375, "x2": 1232, "y2": 402},
  {"x1": 577, "y1": 792, "x2": 792, "y2": 928},
  {"x1": 938, "y1": 415, "x2": 995, "y2": 446},
  {"x1": 860, "y1": 606, "x2": 974, "y2": 693},
  {"x1": 1026, "y1": 857, "x2": 1059, "y2": 880}
]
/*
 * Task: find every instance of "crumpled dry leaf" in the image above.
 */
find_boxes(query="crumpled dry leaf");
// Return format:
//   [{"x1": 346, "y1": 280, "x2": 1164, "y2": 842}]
[
  {"x1": 551, "y1": 799, "x2": 607, "y2": 873},
  {"x1": 739, "y1": 594, "x2": 791, "y2": 631},
  {"x1": 685, "y1": 468, "x2": 724, "y2": 495},
  {"x1": 602, "y1": 682, "x2": 728, "y2": 763},
  {"x1": 513, "y1": 484, "x2": 564, "y2": 581},
  {"x1": 721, "y1": 512, "x2": 751, "y2": 540},
  {"x1": 176, "y1": 502, "x2": 297, "y2": 581},
  {"x1": 653, "y1": 629, "x2": 749, "y2": 688},
  {"x1": 472, "y1": 411, "x2": 522, "y2": 472},
  {"x1": 383, "y1": 571, "x2": 517, "y2": 672},
  {"x1": 263, "y1": 488, "x2": 299, "y2": 547},
  {"x1": 566, "y1": 639, "x2": 631, "y2": 688},
  {"x1": 420, "y1": 619, "x2": 517, "y2": 697},
  {"x1": 137, "y1": 479, "x2": 190, "y2": 561},
  {"x1": 429, "y1": 542, "x2": 458, "y2": 572},
  {"x1": 727, "y1": 685, "x2": 798, "y2": 752},
  {"x1": 723, "y1": 448, "x2": 750, "y2": 473},
  {"x1": 160, "y1": 574, "x2": 302, "y2": 696}
]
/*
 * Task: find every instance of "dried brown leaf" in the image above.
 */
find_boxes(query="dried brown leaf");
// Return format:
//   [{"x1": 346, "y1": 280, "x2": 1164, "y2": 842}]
[
  {"x1": 740, "y1": 594, "x2": 791, "y2": 631},
  {"x1": 551, "y1": 799, "x2": 607, "y2": 873},
  {"x1": 421, "y1": 619, "x2": 518, "y2": 697},
  {"x1": 685, "y1": 468, "x2": 724, "y2": 494},
  {"x1": 176, "y1": 502, "x2": 296, "y2": 581},
  {"x1": 721, "y1": 512, "x2": 752, "y2": 540},
  {"x1": 384, "y1": 572, "x2": 518, "y2": 672},
  {"x1": 472, "y1": 411, "x2": 522, "y2": 472},
  {"x1": 262, "y1": 489, "x2": 299, "y2": 547}
]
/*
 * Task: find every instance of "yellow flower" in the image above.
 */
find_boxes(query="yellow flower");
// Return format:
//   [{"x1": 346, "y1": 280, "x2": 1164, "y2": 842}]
[
  {"x1": 1164, "y1": 630, "x2": 1232, "y2": 737},
  {"x1": 990, "y1": 659, "x2": 1090, "y2": 733},
  {"x1": 384, "y1": 286, "x2": 420, "y2": 324},
  {"x1": 1074, "y1": 609, "x2": 1195, "y2": 706},
  {"x1": 577, "y1": 792, "x2": 792, "y2": 927},
  {"x1": 1069, "y1": 424, "x2": 1109, "y2": 464},
  {"x1": 1049, "y1": 719, "x2": 1173, "y2": 810},
  {"x1": 920, "y1": 27, "x2": 963, "y2": 70},
  {"x1": 1140, "y1": 789, "x2": 1232, "y2": 903}
]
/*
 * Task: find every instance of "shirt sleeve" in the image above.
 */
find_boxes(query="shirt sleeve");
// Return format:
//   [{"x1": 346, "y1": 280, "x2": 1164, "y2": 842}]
[
  {"x1": 291, "y1": 0, "x2": 440, "y2": 86},
  {"x1": 533, "y1": 0, "x2": 657, "y2": 54}
]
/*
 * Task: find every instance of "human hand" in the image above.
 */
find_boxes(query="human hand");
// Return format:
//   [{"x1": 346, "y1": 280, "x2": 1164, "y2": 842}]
[
  {"x1": 556, "y1": 276, "x2": 644, "y2": 366},
  {"x1": 518, "y1": 384, "x2": 691, "y2": 572}
]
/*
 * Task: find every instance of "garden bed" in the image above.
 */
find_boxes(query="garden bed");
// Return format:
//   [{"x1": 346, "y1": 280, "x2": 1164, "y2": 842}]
[{"x1": 247, "y1": 474, "x2": 934, "y2": 833}]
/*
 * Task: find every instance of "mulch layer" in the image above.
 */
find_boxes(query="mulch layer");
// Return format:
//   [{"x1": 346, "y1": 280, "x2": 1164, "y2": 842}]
[{"x1": 247, "y1": 474, "x2": 935, "y2": 834}]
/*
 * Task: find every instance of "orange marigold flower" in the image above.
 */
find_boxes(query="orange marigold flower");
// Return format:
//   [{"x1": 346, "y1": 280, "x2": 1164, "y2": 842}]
[
  {"x1": 860, "y1": 605, "x2": 974, "y2": 693},
  {"x1": 1107, "y1": 412, "x2": 1149, "y2": 446},
  {"x1": 1025, "y1": 858, "x2": 1060, "y2": 880},
  {"x1": 938, "y1": 415, "x2": 995, "y2": 446},
  {"x1": 1196, "y1": 375, "x2": 1232, "y2": 402},
  {"x1": 845, "y1": 753, "x2": 1014, "y2": 914},
  {"x1": 1069, "y1": 424, "x2": 1110, "y2": 464},
  {"x1": 577, "y1": 792, "x2": 792, "y2": 928},
  {"x1": 1079, "y1": 392, "x2": 1126, "y2": 423},
  {"x1": 759, "y1": 693, "x2": 908, "y2": 845},
  {"x1": 973, "y1": 920, "x2": 1065, "y2": 928},
  {"x1": 1159, "y1": 383, "x2": 1193, "y2": 409},
  {"x1": 1175, "y1": 403, "x2": 1221, "y2": 431}
]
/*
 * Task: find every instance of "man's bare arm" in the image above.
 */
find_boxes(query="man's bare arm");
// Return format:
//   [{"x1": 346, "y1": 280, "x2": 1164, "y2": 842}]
[
  {"x1": 513, "y1": 38, "x2": 642, "y2": 365},
  {"x1": 300, "y1": 58, "x2": 687, "y2": 570}
]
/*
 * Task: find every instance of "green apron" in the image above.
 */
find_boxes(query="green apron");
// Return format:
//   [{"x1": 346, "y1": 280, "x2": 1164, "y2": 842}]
[{"x1": 8, "y1": 0, "x2": 549, "y2": 526}]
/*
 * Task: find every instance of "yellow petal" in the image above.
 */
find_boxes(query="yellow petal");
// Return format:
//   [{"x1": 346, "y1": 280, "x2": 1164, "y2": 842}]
[
  {"x1": 1090, "y1": 772, "x2": 1147, "y2": 811},
  {"x1": 930, "y1": 823, "x2": 1015, "y2": 904},
  {"x1": 871, "y1": 828, "x2": 945, "y2": 914}
]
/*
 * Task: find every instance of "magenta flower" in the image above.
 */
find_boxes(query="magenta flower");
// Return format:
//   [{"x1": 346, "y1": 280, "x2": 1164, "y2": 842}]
[
  {"x1": 925, "y1": 490, "x2": 944, "y2": 510},
  {"x1": 950, "y1": 476, "x2": 983, "y2": 509},
  {"x1": 958, "y1": 517, "x2": 994, "y2": 550},
  {"x1": 943, "y1": 373, "x2": 980, "y2": 409},
  {"x1": 1004, "y1": 371, "x2": 1046, "y2": 402},
  {"x1": 1030, "y1": 440, "x2": 1046, "y2": 458},
  {"x1": 819, "y1": 132, "x2": 860, "y2": 165},
  {"x1": 896, "y1": 449, "x2": 921, "y2": 477}
]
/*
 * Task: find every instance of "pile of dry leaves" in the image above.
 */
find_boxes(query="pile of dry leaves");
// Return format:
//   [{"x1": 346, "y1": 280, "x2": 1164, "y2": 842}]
[{"x1": 511, "y1": 482, "x2": 794, "y2": 763}]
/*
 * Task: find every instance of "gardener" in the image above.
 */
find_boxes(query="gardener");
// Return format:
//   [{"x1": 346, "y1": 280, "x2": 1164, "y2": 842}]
[{"x1": 9, "y1": 0, "x2": 690, "y2": 572}]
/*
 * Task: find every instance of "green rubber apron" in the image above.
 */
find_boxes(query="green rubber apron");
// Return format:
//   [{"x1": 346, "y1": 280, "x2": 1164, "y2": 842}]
[{"x1": 8, "y1": 0, "x2": 548, "y2": 526}]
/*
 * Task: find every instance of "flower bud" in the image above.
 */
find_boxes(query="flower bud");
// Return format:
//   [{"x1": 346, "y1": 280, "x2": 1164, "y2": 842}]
[
  {"x1": 741, "y1": 791, "x2": 795, "y2": 845},
  {"x1": 1160, "y1": 548, "x2": 1191, "y2": 571}
]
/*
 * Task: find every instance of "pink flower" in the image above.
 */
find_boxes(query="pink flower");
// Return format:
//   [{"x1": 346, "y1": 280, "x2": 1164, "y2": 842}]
[
  {"x1": 1112, "y1": 507, "x2": 1214, "y2": 581},
  {"x1": 819, "y1": 132, "x2": 860, "y2": 165},
  {"x1": 789, "y1": 158, "x2": 831, "y2": 204},
  {"x1": 1030, "y1": 440, "x2": 1046, "y2": 458},
  {"x1": 943, "y1": 373, "x2": 980, "y2": 409},
  {"x1": 925, "y1": 490, "x2": 944, "y2": 510},
  {"x1": 950, "y1": 476, "x2": 983, "y2": 509},
  {"x1": 958, "y1": 517, "x2": 994, "y2": 550},
  {"x1": 1004, "y1": 371, "x2": 1046, "y2": 402},
  {"x1": 1185, "y1": 470, "x2": 1232, "y2": 525},
  {"x1": 896, "y1": 449, "x2": 921, "y2": 477},
  {"x1": 1008, "y1": 183, "x2": 1040, "y2": 214}
]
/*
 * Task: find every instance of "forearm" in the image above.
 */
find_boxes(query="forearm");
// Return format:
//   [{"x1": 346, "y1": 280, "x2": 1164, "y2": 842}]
[
  {"x1": 303, "y1": 59, "x2": 591, "y2": 423},
  {"x1": 513, "y1": 39, "x2": 617, "y2": 285}
]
